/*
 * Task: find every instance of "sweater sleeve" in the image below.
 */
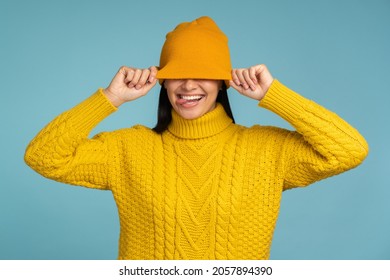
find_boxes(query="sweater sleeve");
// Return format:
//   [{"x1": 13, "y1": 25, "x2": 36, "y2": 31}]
[
  {"x1": 259, "y1": 80, "x2": 369, "y2": 190},
  {"x1": 24, "y1": 89, "x2": 118, "y2": 190}
]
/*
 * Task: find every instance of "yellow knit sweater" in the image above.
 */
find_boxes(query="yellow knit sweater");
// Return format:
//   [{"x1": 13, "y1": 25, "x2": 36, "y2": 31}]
[{"x1": 24, "y1": 80, "x2": 368, "y2": 259}]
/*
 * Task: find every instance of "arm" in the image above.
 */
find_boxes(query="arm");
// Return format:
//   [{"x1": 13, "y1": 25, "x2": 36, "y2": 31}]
[
  {"x1": 24, "y1": 91, "x2": 118, "y2": 189},
  {"x1": 260, "y1": 80, "x2": 368, "y2": 189},
  {"x1": 230, "y1": 65, "x2": 369, "y2": 189},
  {"x1": 24, "y1": 66, "x2": 158, "y2": 189}
]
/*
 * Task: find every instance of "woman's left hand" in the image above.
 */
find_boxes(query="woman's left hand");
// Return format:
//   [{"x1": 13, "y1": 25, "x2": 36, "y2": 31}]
[{"x1": 230, "y1": 64, "x2": 274, "y2": 101}]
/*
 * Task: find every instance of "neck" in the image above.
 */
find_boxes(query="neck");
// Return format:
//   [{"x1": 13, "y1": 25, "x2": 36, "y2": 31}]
[{"x1": 167, "y1": 103, "x2": 233, "y2": 139}]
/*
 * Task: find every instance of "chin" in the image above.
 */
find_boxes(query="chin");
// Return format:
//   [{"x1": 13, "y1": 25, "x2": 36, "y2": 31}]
[
  {"x1": 173, "y1": 103, "x2": 217, "y2": 120},
  {"x1": 178, "y1": 110, "x2": 204, "y2": 120}
]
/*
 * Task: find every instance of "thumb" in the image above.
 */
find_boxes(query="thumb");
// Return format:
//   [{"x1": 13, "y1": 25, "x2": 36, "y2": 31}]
[
  {"x1": 143, "y1": 77, "x2": 158, "y2": 92},
  {"x1": 229, "y1": 79, "x2": 244, "y2": 94},
  {"x1": 141, "y1": 66, "x2": 158, "y2": 91},
  {"x1": 149, "y1": 66, "x2": 158, "y2": 82}
]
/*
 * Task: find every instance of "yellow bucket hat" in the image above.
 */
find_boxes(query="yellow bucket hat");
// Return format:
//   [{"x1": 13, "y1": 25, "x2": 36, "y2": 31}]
[{"x1": 156, "y1": 16, "x2": 232, "y2": 87}]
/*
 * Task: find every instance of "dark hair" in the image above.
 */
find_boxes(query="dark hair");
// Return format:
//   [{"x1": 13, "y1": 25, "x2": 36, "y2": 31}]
[{"x1": 152, "y1": 83, "x2": 235, "y2": 134}]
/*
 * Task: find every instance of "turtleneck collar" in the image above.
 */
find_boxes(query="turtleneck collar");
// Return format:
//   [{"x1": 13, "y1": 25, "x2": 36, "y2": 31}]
[{"x1": 167, "y1": 103, "x2": 233, "y2": 139}]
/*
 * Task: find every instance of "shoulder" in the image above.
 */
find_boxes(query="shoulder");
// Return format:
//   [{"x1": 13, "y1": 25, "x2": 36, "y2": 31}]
[
  {"x1": 238, "y1": 124, "x2": 294, "y2": 144},
  {"x1": 93, "y1": 125, "x2": 160, "y2": 143},
  {"x1": 115, "y1": 125, "x2": 159, "y2": 138},
  {"x1": 238, "y1": 124, "x2": 291, "y2": 136}
]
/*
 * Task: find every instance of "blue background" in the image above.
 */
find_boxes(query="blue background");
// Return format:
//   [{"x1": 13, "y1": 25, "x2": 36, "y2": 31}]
[{"x1": 1, "y1": 0, "x2": 389, "y2": 260}]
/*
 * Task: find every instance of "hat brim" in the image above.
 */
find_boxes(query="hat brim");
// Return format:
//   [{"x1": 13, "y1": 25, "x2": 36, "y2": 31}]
[{"x1": 156, "y1": 61, "x2": 231, "y2": 88}]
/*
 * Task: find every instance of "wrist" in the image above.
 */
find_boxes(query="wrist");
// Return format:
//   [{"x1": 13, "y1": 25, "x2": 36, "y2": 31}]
[
  {"x1": 259, "y1": 78, "x2": 275, "y2": 101},
  {"x1": 103, "y1": 88, "x2": 124, "y2": 107}
]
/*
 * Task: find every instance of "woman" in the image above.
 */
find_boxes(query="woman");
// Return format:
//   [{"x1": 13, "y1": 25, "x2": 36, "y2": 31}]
[{"x1": 24, "y1": 16, "x2": 368, "y2": 259}]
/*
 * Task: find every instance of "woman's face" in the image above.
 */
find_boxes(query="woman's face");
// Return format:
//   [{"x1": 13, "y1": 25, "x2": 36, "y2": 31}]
[{"x1": 164, "y1": 79, "x2": 222, "y2": 120}]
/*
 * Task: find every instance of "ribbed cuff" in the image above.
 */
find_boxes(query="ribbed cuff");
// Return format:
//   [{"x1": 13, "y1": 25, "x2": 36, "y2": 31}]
[
  {"x1": 71, "y1": 88, "x2": 118, "y2": 133},
  {"x1": 259, "y1": 80, "x2": 310, "y2": 123}
]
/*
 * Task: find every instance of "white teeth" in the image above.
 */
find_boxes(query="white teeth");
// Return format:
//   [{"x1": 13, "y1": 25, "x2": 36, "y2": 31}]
[{"x1": 180, "y1": 95, "x2": 203, "y2": 100}]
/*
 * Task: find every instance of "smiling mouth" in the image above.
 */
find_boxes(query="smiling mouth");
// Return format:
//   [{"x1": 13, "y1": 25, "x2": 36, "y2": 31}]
[
  {"x1": 178, "y1": 95, "x2": 205, "y2": 101},
  {"x1": 176, "y1": 94, "x2": 206, "y2": 107}
]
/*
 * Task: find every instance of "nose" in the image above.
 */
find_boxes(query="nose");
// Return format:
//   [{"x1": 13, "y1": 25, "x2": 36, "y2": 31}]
[{"x1": 181, "y1": 79, "x2": 198, "y2": 91}]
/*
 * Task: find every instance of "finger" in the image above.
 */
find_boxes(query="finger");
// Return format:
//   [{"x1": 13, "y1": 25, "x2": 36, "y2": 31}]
[
  {"x1": 143, "y1": 76, "x2": 158, "y2": 92},
  {"x1": 135, "y1": 69, "x2": 151, "y2": 89},
  {"x1": 118, "y1": 66, "x2": 135, "y2": 83},
  {"x1": 123, "y1": 68, "x2": 136, "y2": 87},
  {"x1": 235, "y1": 69, "x2": 249, "y2": 90},
  {"x1": 149, "y1": 66, "x2": 158, "y2": 83},
  {"x1": 229, "y1": 80, "x2": 243, "y2": 93},
  {"x1": 118, "y1": 66, "x2": 127, "y2": 77},
  {"x1": 249, "y1": 66, "x2": 259, "y2": 85},
  {"x1": 243, "y1": 69, "x2": 257, "y2": 91},
  {"x1": 256, "y1": 64, "x2": 272, "y2": 81},
  {"x1": 109, "y1": 66, "x2": 129, "y2": 88},
  {"x1": 257, "y1": 64, "x2": 267, "y2": 74},
  {"x1": 128, "y1": 69, "x2": 142, "y2": 88},
  {"x1": 231, "y1": 69, "x2": 241, "y2": 87},
  {"x1": 254, "y1": 64, "x2": 274, "y2": 93}
]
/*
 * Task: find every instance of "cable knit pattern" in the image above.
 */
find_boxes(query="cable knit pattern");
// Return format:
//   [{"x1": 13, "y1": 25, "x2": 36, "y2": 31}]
[{"x1": 24, "y1": 80, "x2": 368, "y2": 259}]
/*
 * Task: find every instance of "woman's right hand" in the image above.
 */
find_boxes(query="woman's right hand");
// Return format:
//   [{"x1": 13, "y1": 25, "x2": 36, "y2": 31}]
[{"x1": 104, "y1": 66, "x2": 158, "y2": 107}]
